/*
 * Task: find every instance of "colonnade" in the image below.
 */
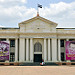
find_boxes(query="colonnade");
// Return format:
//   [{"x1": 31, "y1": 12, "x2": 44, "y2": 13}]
[
  {"x1": 43, "y1": 38, "x2": 69, "y2": 62},
  {"x1": 5, "y1": 38, "x2": 70, "y2": 62},
  {"x1": 19, "y1": 38, "x2": 33, "y2": 62},
  {"x1": 18, "y1": 38, "x2": 59, "y2": 62},
  {"x1": 44, "y1": 38, "x2": 57, "y2": 62},
  {"x1": 15, "y1": 38, "x2": 60, "y2": 62}
]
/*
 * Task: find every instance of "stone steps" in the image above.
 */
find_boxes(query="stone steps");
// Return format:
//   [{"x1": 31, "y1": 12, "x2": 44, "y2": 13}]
[{"x1": 19, "y1": 62, "x2": 58, "y2": 66}]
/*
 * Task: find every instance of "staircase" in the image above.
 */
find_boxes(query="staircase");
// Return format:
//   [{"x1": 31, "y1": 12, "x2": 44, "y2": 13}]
[
  {"x1": 19, "y1": 62, "x2": 40, "y2": 66},
  {"x1": 19, "y1": 62, "x2": 58, "y2": 66},
  {"x1": 45, "y1": 62, "x2": 58, "y2": 66}
]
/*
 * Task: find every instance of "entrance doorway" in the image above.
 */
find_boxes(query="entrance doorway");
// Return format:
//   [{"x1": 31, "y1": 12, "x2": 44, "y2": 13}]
[
  {"x1": 34, "y1": 42, "x2": 42, "y2": 62},
  {"x1": 34, "y1": 54, "x2": 42, "y2": 62}
]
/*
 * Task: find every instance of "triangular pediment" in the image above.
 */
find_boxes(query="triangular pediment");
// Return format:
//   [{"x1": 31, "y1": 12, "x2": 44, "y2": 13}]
[
  {"x1": 19, "y1": 15, "x2": 58, "y2": 26},
  {"x1": 19, "y1": 15, "x2": 58, "y2": 32}
]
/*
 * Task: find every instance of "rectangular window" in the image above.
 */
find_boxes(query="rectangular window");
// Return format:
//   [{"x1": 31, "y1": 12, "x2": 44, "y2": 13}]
[
  {"x1": 10, "y1": 40, "x2": 15, "y2": 47},
  {"x1": 10, "y1": 53, "x2": 15, "y2": 62},
  {"x1": 60, "y1": 40, "x2": 64, "y2": 47}
]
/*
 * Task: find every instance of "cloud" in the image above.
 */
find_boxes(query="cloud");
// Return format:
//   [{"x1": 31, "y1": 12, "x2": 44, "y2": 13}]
[
  {"x1": 0, "y1": 6, "x2": 36, "y2": 20},
  {"x1": 0, "y1": 0, "x2": 4, "y2": 2},
  {"x1": 39, "y1": 2, "x2": 75, "y2": 27},
  {"x1": 0, "y1": 25, "x2": 5, "y2": 27},
  {"x1": 0, "y1": 0, "x2": 27, "y2": 7},
  {"x1": 0, "y1": 1, "x2": 75, "y2": 28},
  {"x1": 0, "y1": 0, "x2": 36, "y2": 27},
  {"x1": 0, "y1": 0, "x2": 27, "y2": 3},
  {"x1": 40, "y1": 2, "x2": 75, "y2": 17},
  {"x1": 0, "y1": 4, "x2": 36, "y2": 27}
]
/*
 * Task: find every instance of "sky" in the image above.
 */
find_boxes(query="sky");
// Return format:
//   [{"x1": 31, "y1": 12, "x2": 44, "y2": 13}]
[{"x1": 0, "y1": 0, "x2": 75, "y2": 28}]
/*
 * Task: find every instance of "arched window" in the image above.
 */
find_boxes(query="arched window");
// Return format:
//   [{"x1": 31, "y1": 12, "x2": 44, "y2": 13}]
[{"x1": 34, "y1": 42, "x2": 42, "y2": 52}]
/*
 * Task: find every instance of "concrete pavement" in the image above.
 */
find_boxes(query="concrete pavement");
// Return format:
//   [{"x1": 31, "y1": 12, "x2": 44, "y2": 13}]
[{"x1": 0, "y1": 66, "x2": 75, "y2": 75}]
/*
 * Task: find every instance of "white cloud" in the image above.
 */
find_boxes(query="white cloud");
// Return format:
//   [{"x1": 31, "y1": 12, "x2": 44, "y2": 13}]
[
  {"x1": 0, "y1": 0, "x2": 27, "y2": 3},
  {"x1": 0, "y1": 6, "x2": 36, "y2": 20},
  {"x1": 0, "y1": 4, "x2": 36, "y2": 27},
  {"x1": 0, "y1": 25, "x2": 5, "y2": 27},
  {"x1": 0, "y1": 0, "x2": 27, "y2": 7},
  {"x1": 21, "y1": 0, "x2": 26, "y2": 3},
  {"x1": 39, "y1": 2, "x2": 75, "y2": 28},
  {"x1": 0, "y1": 0, "x2": 4, "y2": 2},
  {"x1": 0, "y1": 1, "x2": 75, "y2": 28},
  {"x1": 40, "y1": 2, "x2": 75, "y2": 17}
]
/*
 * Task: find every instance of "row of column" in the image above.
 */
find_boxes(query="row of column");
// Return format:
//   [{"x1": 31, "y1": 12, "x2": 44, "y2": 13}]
[
  {"x1": 8, "y1": 38, "x2": 60, "y2": 62},
  {"x1": 5, "y1": 38, "x2": 18, "y2": 62},
  {"x1": 44, "y1": 38, "x2": 69, "y2": 62},
  {"x1": 58, "y1": 38, "x2": 69, "y2": 62},
  {"x1": 19, "y1": 38, "x2": 33, "y2": 62},
  {"x1": 16, "y1": 38, "x2": 60, "y2": 62},
  {"x1": 6, "y1": 38, "x2": 70, "y2": 62},
  {"x1": 18, "y1": 38, "x2": 58, "y2": 62},
  {"x1": 6, "y1": 38, "x2": 33, "y2": 62},
  {"x1": 44, "y1": 38, "x2": 57, "y2": 62}
]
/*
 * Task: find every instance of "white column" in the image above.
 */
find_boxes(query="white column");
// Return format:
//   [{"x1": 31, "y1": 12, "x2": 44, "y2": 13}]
[
  {"x1": 6, "y1": 38, "x2": 10, "y2": 62},
  {"x1": 15, "y1": 38, "x2": 18, "y2": 62},
  {"x1": 26, "y1": 38, "x2": 29, "y2": 61},
  {"x1": 30, "y1": 38, "x2": 33, "y2": 62},
  {"x1": 52, "y1": 38, "x2": 57, "y2": 62},
  {"x1": 66, "y1": 39, "x2": 69, "y2": 41},
  {"x1": 19, "y1": 38, "x2": 25, "y2": 62},
  {"x1": 44, "y1": 38, "x2": 47, "y2": 62},
  {"x1": 48, "y1": 38, "x2": 51, "y2": 61},
  {"x1": 6, "y1": 38, "x2": 9, "y2": 41},
  {"x1": 58, "y1": 39, "x2": 61, "y2": 61},
  {"x1": 6, "y1": 38, "x2": 10, "y2": 46}
]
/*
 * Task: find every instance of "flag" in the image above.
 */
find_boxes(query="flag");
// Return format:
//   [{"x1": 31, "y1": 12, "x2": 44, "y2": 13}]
[{"x1": 38, "y1": 4, "x2": 42, "y2": 8}]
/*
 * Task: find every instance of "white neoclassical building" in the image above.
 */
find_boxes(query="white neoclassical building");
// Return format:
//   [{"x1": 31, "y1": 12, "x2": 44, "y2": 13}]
[{"x1": 0, "y1": 14, "x2": 75, "y2": 63}]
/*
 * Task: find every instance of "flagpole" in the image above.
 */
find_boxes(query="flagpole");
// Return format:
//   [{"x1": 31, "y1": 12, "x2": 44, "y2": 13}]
[
  {"x1": 37, "y1": 4, "x2": 39, "y2": 16},
  {"x1": 37, "y1": 4, "x2": 42, "y2": 16}
]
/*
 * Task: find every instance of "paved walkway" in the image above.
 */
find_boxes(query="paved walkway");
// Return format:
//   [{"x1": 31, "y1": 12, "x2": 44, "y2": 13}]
[{"x1": 0, "y1": 66, "x2": 75, "y2": 75}]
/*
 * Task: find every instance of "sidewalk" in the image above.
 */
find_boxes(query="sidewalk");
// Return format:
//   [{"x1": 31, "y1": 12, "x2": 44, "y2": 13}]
[{"x1": 0, "y1": 66, "x2": 75, "y2": 75}]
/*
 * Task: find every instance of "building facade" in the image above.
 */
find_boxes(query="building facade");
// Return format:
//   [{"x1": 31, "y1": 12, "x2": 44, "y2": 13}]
[{"x1": 0, "y1": 15, "x2": 75, "y2": 62}]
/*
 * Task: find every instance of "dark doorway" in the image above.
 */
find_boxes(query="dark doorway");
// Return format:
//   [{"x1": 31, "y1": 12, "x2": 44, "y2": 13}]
[
  {"x1": 61, "y1": 53, "x2": 64, "y2": 61},
  {"x1": 34, "y1": 54, "x2": 42, "y2": 62}
]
